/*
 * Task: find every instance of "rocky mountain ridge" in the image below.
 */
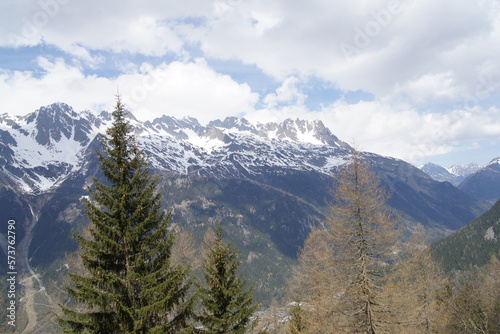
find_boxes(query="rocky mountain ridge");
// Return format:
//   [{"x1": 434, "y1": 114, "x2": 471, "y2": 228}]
[{"x1": 0, "y1": 102, "x2": 350, "y2": 194}]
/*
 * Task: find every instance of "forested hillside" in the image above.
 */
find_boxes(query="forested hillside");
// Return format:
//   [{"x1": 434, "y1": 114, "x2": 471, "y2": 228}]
[{"x1": 432, "y1": 199, "x2": 500, "y2": 272}]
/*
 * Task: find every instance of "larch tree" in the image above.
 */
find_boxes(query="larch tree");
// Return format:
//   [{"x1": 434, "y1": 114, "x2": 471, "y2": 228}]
[
  {"x1": 480, "y1": 255, "x2": 500, "y2": 334},
  {"x1": 58, "y1": 96, "x2": 195, "y2": 334},
  {"x1": 290, "y1": 148, "x2": 400, "y2": 333},
  {"x1": 198, "y1": 225, "x2": 258, "y2": 334},
  {"x1": 381, "y1": 225, "x2": 446, "y2": 333},
  {"x1": 287, "y1": 228, "x2": 343, "y2": 333},
  {"x1": 286, "y1": 301, "x2": 307, "y2": 334},
  {"x1": 441, "y1": 256, "x2": 500, "y2": 334},
  {"x1": 327, "y1": 149, "x2": 400, "y2": 333}
]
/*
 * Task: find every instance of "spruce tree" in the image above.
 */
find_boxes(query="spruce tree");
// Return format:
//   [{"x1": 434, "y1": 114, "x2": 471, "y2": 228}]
[
  {"x1": 58, "y1": 96, "x2": 195, "y2": 333},
  {"x1": 198, "y1": 225, "x2": 258, "y2": 333}
]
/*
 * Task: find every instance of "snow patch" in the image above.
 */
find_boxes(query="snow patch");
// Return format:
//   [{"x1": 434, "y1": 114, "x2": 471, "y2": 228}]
[
  {"x1": 296, "y1": 128, "x2": 323, "y2": 146},
  {"x1": 484, "y1": 226, "x2": 497, "y2": 241},
  {"x1": 183, "y1": 129, "x2": 225, "y2": 152}
]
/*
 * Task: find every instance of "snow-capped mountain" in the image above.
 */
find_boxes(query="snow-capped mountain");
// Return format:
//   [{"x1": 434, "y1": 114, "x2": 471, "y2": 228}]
[
  {"x1": 449, "y1": 162, "x2": 482, "y2": 177},
  {"x1": 419, "y1": 162, "x2": 457, "y2": 184},
  {"x1": 420, "y1": 162, "x2": 483, "y2": 186},
  {"x1": 458, "y1": 158, "x2": 500, "y2": 203},
  {"x1": 488, "y1": 157, "x2": 500, "y2": 166},
  {"x1": 420, "y1": 158, "x2": 500, "y2": 203},
  {"x1": 0, "y1": 102, "x2": 350, "y2": 194},
  {"x1": 0, "y1": 103, "x2": 110, "y2": 192}
]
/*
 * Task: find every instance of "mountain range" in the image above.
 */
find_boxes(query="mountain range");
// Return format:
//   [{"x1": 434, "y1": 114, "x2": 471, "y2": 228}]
[
  {"x1": 420, "y1": 159, "x2": 500, "y2": 204},
  {"x1": 0, "y1": 102, "x2": 494, "y2": 320},
  {"x1": 419, "y1": 162, "x2": 481, "y2": 186}
]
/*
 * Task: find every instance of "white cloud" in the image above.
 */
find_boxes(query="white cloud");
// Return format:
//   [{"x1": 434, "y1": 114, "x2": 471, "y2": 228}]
[
  {"x1": 3, "y1": 0, "x2": 499, "y2": 104},
  {"x1": 195, "y1": 0, "x2": 500, "y2": 103},
  {"x1": 247, "y1": 97, "x2": 500, "y2": 164},
  {"x1": 1, "y1": 0, "x2": 212, "y2": 59},
  {"x1": 118, "y1": 58, "x2": 259, "y2": 123},
  {"x1": 0, "y1": 57, "x2": 116, "y2": 114},
  {"x1": 0, "y1": 58, "x2": 258, "y2": 124},
  {"x1": 263, "y1": 77, "x2": 306, "y2": 109}
]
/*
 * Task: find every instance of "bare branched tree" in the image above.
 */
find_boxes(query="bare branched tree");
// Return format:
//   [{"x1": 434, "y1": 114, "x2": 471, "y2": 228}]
[
  {"x1": 382, "y1": 225, "x2": 446, "y2": 333},
  {"x1": 289, "y1": 148, "x2": 400, "y2": 333}
]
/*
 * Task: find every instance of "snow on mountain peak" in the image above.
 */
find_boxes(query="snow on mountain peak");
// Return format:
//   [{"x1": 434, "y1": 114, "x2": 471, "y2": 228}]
[
  {"x1": 448, "y1": 162, "x2": 482, "y2": 177},
  {"x1": 488, "y1": 157, "x2": 500, "y2": 166},
  {"x1": 0, "y1": 103, "x2": 352, "y2": 194},
  {"x1": 0, "y1": 103, "x2": 109, "y2": 193}
]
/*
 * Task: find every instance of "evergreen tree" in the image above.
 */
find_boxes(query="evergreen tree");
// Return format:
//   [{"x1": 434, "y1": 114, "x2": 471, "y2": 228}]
[
  {"x1": 58, "y1": 96, "x2": 195, "y2": 333},
  {"x1": 198, "y1": 225, "x2": 258, "y2": 333}
]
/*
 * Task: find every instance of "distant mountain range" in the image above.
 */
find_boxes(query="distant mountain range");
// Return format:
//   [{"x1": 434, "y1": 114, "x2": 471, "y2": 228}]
[
  {"x1": 0, "y1": 102, "x2": 492, "y2": 313},
  {"x1": 420, "y1": 159, "x2": 500, "y2": 204},
  {"x1": 419, "y1": 162, "x2": 481, "y2": 186}
]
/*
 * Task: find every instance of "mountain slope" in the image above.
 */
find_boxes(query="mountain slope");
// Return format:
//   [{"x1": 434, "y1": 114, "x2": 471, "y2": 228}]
[
  {"x1": 420, "y1": 162, "x2": 459, "y2": 184},
  {"x1": 458, "y1": 158, "x2": 500, "y2": 203},
  {"x1": 0, "y1": 102, "x2": 487, "y2": 241},
  {"x1": 372, "y1": 156, "x2": 484, "y2": 232},
  {"x1": 431, "y1": 199, "x2": 500, "y2": 272},
  {"x1": 0, "y1": 103, "x2": 108, "y2": 193}
]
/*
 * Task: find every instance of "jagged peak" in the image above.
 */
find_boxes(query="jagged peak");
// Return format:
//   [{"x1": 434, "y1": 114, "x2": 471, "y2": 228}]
[
  {"x1": 448, "y1": 162, "x2": 482, "y2": 177},
  {"x1": 4, "y1": 102, "x2": 352, "y2": 150},
  {"x1": 151, "y1": 114, "x2": 201, "y2": 128},
  {"x1": 26, "y1": 102, "x2": 76, "y2": 124},
  {"x1": 208, "y1": 116, "x2": 252, "y2": 130}
]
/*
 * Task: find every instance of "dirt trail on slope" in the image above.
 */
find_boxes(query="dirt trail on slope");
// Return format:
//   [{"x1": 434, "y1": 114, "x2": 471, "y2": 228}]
[
  {"x1": 16, "y1": 203, "x2": 55, "y2": 333},
  {"x1": 19, "y1": 276, "x2": 37, "y2": 333}
]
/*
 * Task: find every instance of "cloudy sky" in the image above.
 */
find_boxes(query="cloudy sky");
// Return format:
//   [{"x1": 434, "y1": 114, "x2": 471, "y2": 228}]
[{"x1": 1, "y1": 0, "x2": 499, "y2": 167}]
